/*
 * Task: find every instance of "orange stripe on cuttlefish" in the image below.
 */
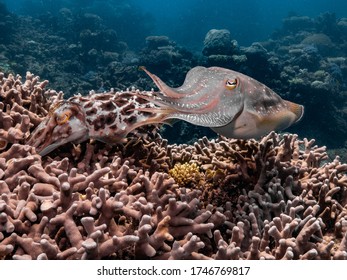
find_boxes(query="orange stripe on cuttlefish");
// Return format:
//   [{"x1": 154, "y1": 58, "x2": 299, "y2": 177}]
[{"x1": 56, "y1": 111, "x2": 72, "y2": 125}]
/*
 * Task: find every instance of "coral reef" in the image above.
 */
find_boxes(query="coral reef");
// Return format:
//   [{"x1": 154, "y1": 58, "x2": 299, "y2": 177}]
[
  {"x1": 202, "y1": 29, "x2": 237, "y2": 56},
  {"x1": 202, "y1": 29, "x2": 240, "y2": 68},
  {"x1": 1, "y1": 72, "x2": 347, "y2": 260},
  {"x1": 301, "y1": 33, "x2": 335, "y2": 56},
  {"x1": 1, "y1": 1, "x2": 347, "y2": 260}
]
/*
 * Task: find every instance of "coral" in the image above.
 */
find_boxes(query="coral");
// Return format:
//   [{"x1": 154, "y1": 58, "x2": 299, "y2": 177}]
[
  {"x1": 315, "y1": 13, "x2": 342, "y2": 43},
  {"x1": 1, "y1": 72, "x2": 347, "y2": 260},
  {"x1": 301, "y1": 33, "x2": 334, "y2": 56},
  {"x1": 289, "y1": 44, "x2": 321, "y2": 71},
  {"x1": 239, "y1": 42, "x2": 272, "y2": 80},
  {"x1": 0, "y1": 72, "x2": 51, "y2": 151},
  {"x1": 145, "y1": 36, "x2": 171, "y2": 50},
  {"x1": 169, "y1": 162, "x2": 201, "y2": 187},
  {"x1": 202, "y1": 29, "x2": 238, "y2": 56},
  {"x1": 139, "y1": 41, "x2": 185, "y2": 71}
]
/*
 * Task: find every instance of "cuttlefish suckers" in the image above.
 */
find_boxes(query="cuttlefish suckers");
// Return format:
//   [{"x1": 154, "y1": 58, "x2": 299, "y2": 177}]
[{"x1": 138, "y1": 66, "x2": 304, "y2": 139}]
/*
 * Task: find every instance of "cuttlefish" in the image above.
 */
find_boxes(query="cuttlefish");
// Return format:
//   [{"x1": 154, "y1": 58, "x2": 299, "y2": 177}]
[
  {"x1": 137, "y1": 66, "x2": 303, "y2": 138},
  {"x1": 26, "y1": 91, "x2": 163, "y2": 156}
]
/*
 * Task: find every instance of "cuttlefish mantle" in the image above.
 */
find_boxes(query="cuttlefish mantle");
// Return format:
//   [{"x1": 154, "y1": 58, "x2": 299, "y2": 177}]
[{"x1": 138, "y1": 66, "x2": 304, "y2": 139}]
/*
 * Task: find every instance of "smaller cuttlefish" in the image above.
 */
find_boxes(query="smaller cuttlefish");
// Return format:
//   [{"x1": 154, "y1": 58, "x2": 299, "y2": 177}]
[
  {"x1": 137, "y1": 66, "x2": 303, "y2": 139},
  {"x1": 26, "y1": 90, "x2": 164, "y2": 156}
]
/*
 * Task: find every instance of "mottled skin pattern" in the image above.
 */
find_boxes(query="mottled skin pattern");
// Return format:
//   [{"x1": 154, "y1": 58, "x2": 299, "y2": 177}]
[
  {"x1": 27, "y1": 89, "x2": 161, "y2": 156},
  {"x1": 138, "y1": 66, "x2": 304, "y2": 139}
]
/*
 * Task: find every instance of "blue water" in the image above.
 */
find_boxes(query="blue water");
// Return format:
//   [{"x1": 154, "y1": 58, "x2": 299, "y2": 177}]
[
  {"x1": 134, "y1": 0, "x2": 347, "y2": 47},
  {"x1": 2, "y1": 0, "x2": 347, "y2": 47}
]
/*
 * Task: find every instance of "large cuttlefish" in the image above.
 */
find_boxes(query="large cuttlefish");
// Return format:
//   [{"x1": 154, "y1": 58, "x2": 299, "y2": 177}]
[
  {"x1": 27, "y1": 66, "x2": 303, "y2": 155},
  {"x1": 137, "y1": 66, "x2": 303, "y2": 139}
]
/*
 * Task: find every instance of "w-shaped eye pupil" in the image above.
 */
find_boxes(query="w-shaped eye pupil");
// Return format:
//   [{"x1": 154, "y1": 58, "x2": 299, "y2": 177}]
[
  {"x1": 225, "y1": 79, "x2": 238, "y2": 90},
  {"x1": 227, "y1": 79, "x2": 237, "y2": 86}
]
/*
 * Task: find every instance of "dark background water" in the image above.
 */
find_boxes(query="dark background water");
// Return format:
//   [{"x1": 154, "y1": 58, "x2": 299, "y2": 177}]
[
  {"x1": 3, "y1": 0, "x2": 347, "y2": 49},
  {"x1": 133, "y1": 0, "x2": 347, "y2": 47}
]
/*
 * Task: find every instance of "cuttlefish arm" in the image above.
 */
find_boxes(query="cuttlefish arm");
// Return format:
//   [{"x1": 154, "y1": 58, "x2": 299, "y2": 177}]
[
  {"x1": 212, "y1": 79, "x2": 304, "y2": 138},
  {"x1": 139, "y1": 66, "x2": 304, "y2": 138}
]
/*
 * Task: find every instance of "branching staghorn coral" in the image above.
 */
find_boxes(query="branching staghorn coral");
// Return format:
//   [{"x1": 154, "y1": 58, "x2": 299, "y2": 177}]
[{"x1": 0, "y1": 72, "x2": 347, "y2": 259}]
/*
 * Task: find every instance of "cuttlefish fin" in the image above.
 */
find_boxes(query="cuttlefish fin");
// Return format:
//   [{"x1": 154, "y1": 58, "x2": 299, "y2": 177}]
[{"x1": 139, "y1": 66, "x2": 182, "y2": 98}]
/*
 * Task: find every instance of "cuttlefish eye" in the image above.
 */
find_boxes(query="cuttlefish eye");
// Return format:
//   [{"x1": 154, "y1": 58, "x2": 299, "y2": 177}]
[
  {"x1": 56, "y1": 111, "x2": 72, "y2": 125},
  {"x1": 225, "y1": 79, "x2": 238, "y2": 90}
]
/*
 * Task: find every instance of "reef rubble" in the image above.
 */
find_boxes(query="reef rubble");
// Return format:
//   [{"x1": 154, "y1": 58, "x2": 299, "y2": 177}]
[{"x1": 1, "y1": 72, "x2": 347, "y2": 260}]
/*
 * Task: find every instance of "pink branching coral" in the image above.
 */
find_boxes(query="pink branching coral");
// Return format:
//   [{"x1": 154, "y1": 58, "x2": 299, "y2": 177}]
[{"x1": 0, "y1": 72, "x2": 347, "y2": 259}]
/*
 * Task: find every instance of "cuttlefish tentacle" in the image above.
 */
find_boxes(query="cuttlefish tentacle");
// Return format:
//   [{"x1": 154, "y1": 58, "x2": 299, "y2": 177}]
[{"x1": 139, "y1": 66, "x2": 304, "y2": 138}]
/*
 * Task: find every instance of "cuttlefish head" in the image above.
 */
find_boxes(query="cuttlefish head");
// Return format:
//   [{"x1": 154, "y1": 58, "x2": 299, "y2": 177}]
[
  {"x1": 27, "y1": 101, "x2": 89, "y2": 156},
  {"x1": 138, "y1": 66, "x2": 245, "y2": 127},
  {"x1": 138, "y1": 66, "x2": 304, "y2": 139}
]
